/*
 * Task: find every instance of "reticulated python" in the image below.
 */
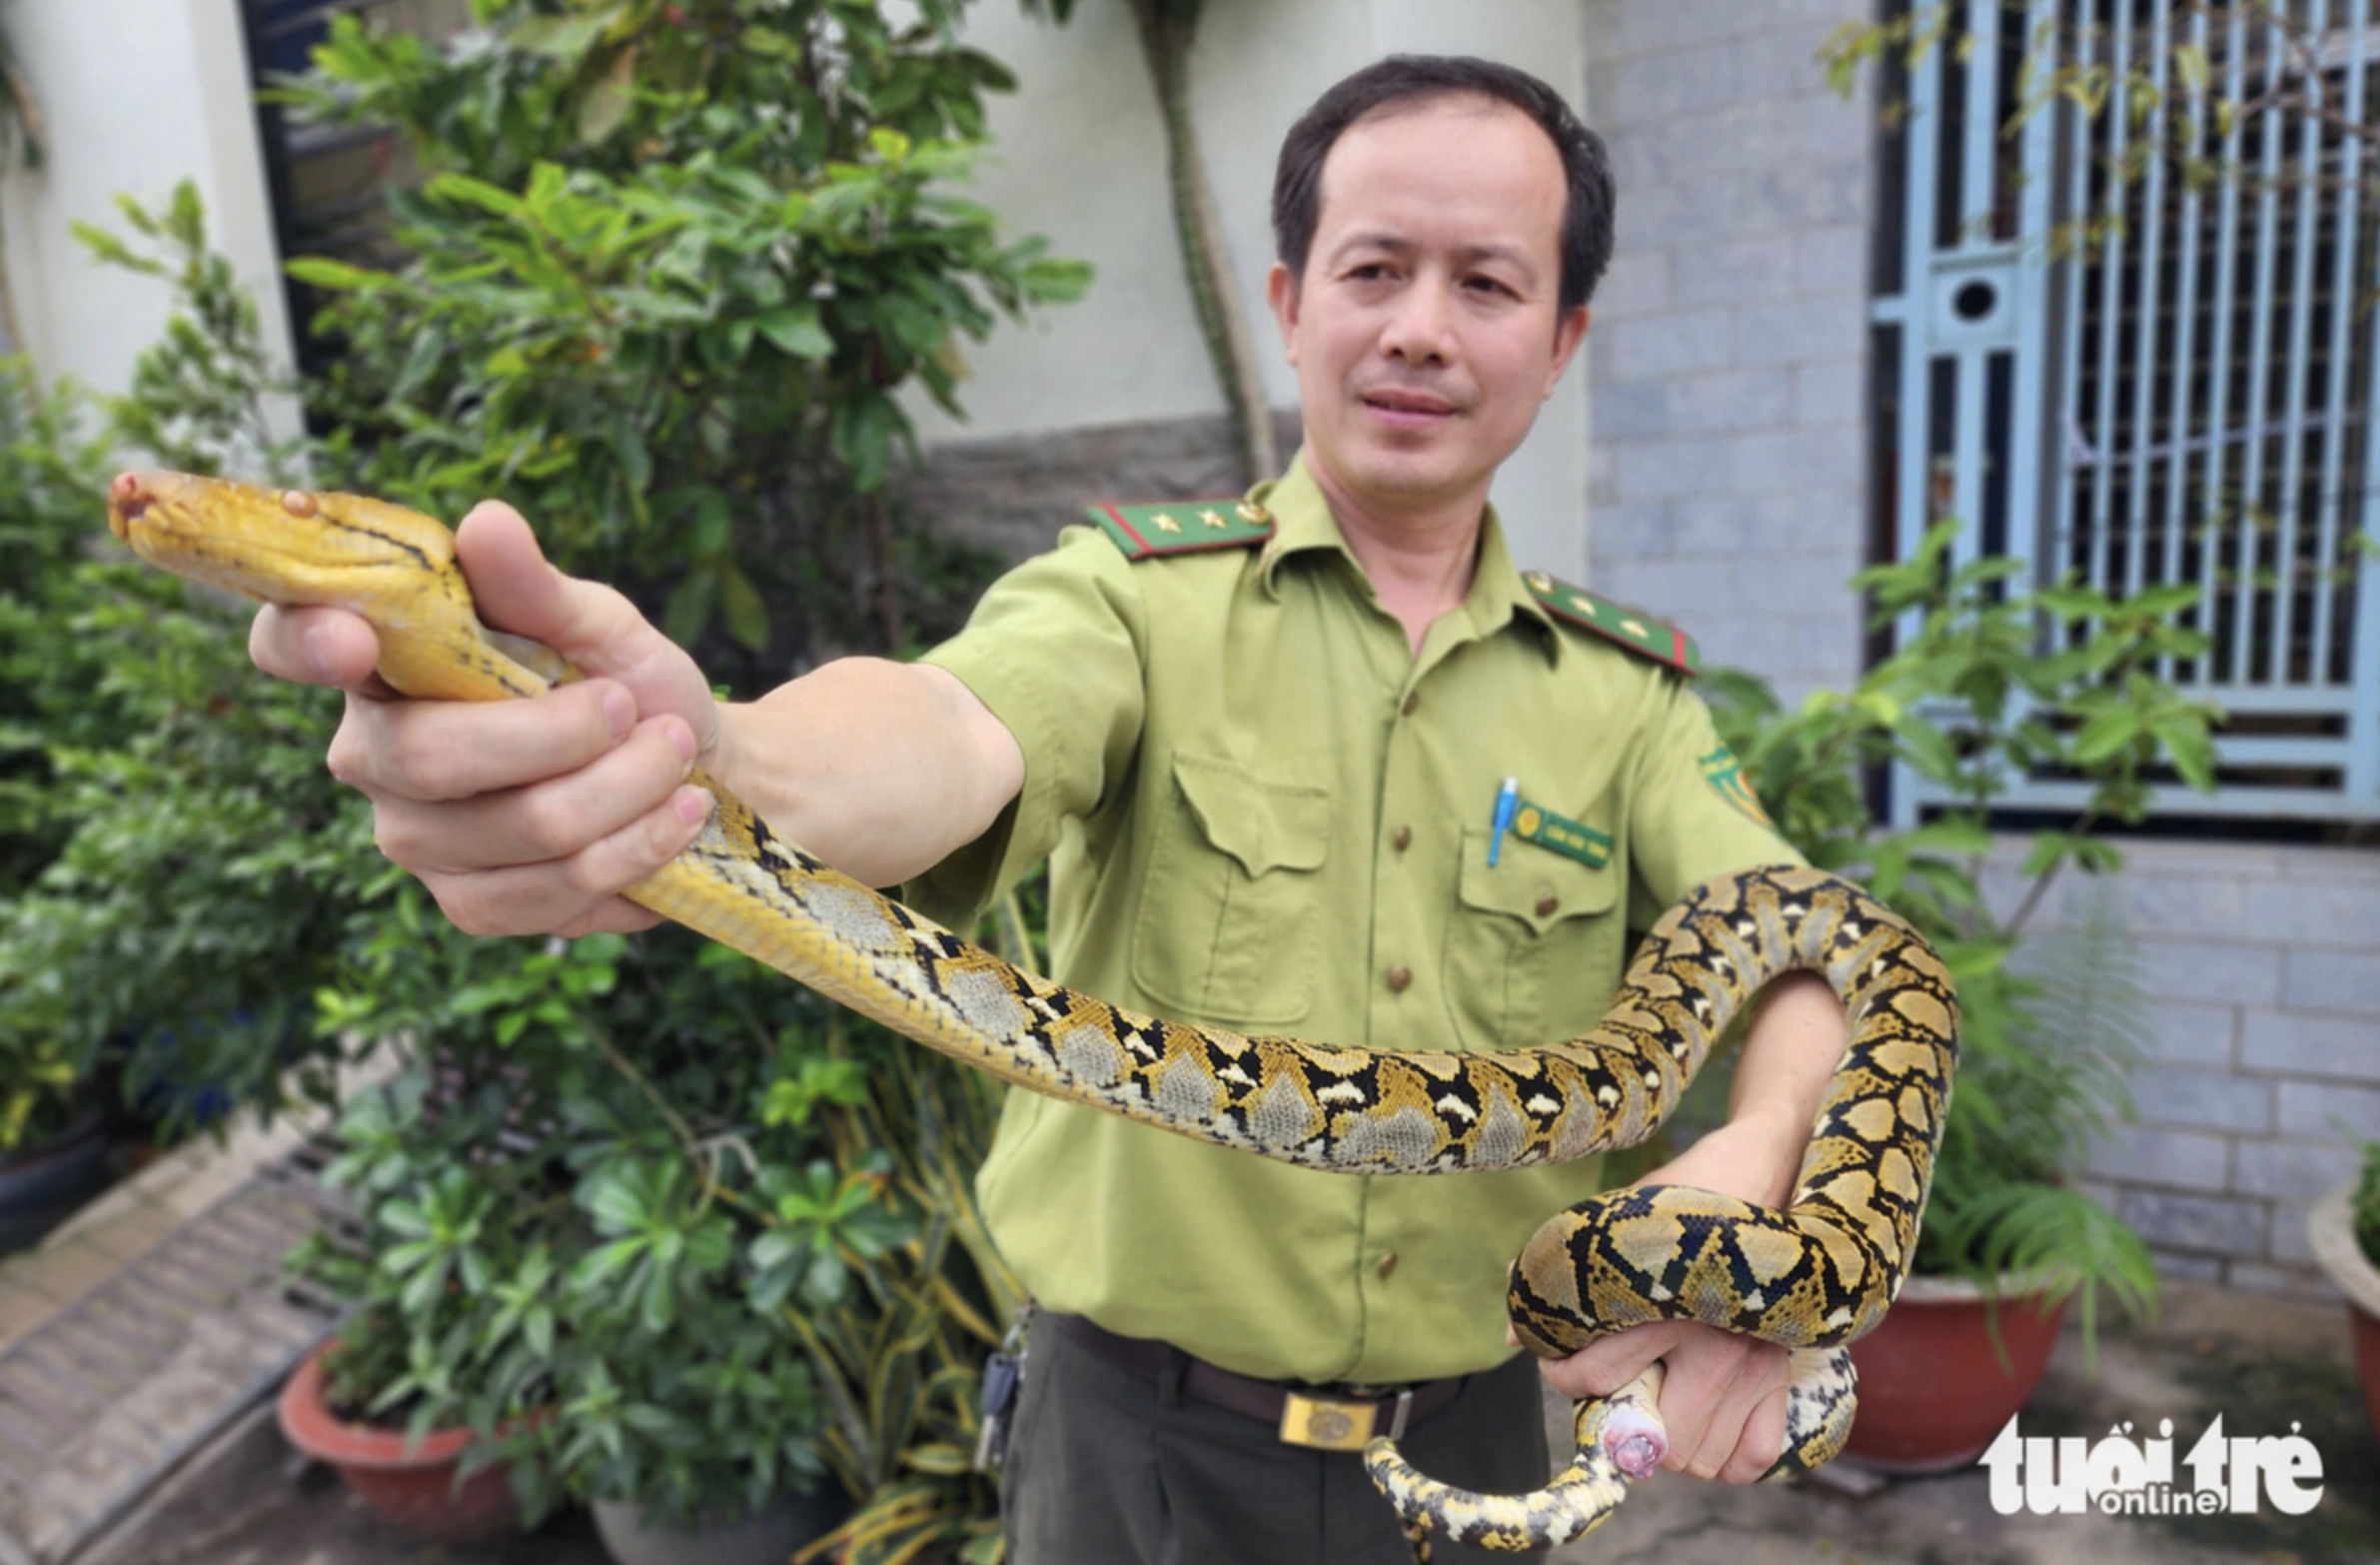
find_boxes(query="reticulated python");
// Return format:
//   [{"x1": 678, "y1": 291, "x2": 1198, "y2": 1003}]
[{"x1": 106, "y1": 471, "x2": 1957, "y2": 1554}]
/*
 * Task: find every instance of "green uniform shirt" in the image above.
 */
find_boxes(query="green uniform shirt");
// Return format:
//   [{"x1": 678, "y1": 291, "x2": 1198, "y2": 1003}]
[{"x1": 909, "y1": 453, "x2": 1794, "y2": 1385}]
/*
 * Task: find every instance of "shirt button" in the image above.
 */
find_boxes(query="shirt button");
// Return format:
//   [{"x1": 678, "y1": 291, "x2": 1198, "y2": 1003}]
[
  {"x1": 1535, "y1": 892, "x2": 1560, "y2": 917},
  {"x1": 1392, "y1": 824, "x2": 1413, "y2": 852},
  {"x1": 1400, "y1": 690, "x2": 1419, "y2": 717},
  {"x1": 1376, "y1": 1251, "x2": 1398, "y2": 1279},
  {"x1": 1386, "y1": 963, "x2": 1413, "y2": 993}
]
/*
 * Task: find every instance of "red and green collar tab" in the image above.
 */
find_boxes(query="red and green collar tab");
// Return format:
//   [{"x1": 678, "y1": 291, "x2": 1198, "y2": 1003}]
[
  {"x1": 1522, "y1": 571, "x2": 1700, "y2": 676},
  {"x1": 1089, "y1": 499, "x2": 1275, "y2": 560}
]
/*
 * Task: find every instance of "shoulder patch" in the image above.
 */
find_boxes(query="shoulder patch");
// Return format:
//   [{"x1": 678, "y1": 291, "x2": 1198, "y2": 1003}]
[
  {"x1": 1087, "y1": 499, "x2": 1274, "y2": 560},
  {"x1": 1523, "y1": 571, "x2": 1700, "y2": 676}
]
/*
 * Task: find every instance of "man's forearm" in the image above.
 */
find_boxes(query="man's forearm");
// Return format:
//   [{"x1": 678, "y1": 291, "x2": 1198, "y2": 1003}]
[
  {"x1": 709, "y1": 658, "x2": 1025, "y2": 888},
  {"x1": 1711, "y1": 972, "x2": 1847, "y2": 1205}
]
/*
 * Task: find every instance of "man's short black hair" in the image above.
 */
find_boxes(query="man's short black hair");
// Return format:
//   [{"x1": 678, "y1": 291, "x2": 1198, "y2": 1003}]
[{"x1": 1271, "y1": 55, "x2": 1617, "y2": 316}]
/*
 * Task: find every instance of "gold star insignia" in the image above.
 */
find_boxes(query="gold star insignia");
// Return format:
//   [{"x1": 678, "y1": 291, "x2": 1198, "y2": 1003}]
[
  {"x1": 1526, "y1": 572, "x2": 1553, "y2": 594},
  {"x1": 1621, "y1": 618, "x2": 1648, "y2": 638},
  {"x1": 1153, "y1": 513, "x2": 1182, "y2": 533},
  {"x1": 1568, "y1": 593, "x2": 1598, "y2": 618},
  {"x1": 1238, "y1": 502, "x2": 1270, "y2": 523},
  {"x1": 1199, "y1": 508, "x2": 1227, "y2": 529}
]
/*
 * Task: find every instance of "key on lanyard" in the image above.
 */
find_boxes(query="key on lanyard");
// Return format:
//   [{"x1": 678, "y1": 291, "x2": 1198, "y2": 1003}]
[{"x1": 973, "y1": 1349, "x2": 1022, "y2": 1471}]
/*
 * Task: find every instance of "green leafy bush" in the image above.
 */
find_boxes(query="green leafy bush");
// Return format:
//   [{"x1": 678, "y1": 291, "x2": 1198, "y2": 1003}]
[
  {"x1": 1708, "y1": 518, "x2": 2217, "y2": 1343},
  {"x1": 0, "y1": 360, "x2": 119, "y2": 1149},
  {"x1": 0, "y1": 205, "x2": 355, "y2": 1152},
  {"x1": 299, "y1": 904, "x2": 1004, "y2": 1532},
  {"x1": 278, "y1": 0, "x2": 1085, "y2": 678},
  {"x1": 20, "y1": 0, "x2": 1076, "y2": 1539}
]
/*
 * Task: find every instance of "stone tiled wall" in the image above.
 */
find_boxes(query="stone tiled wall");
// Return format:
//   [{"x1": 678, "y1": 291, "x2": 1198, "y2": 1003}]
[
  {"x1": 2005, "y1": 839, "x2": 2380, "y2": 1292},
  {"x1": 1578, "y1": 0, "x2": 1876, "y2": 705},
  {"x1": 895, "y1": 412, "x2": 1303, "y2": 567}
]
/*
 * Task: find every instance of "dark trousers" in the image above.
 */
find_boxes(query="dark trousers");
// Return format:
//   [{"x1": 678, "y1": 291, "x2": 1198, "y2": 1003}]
[{"x1": 1000, "y1": 1312, "x2": 1553, "y2": 1564}]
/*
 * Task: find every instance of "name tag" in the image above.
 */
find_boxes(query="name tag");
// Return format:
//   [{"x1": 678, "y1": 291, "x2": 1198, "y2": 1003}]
[{"x1": 1510, "y1": 797, "x2": 1612, "y2": 868}]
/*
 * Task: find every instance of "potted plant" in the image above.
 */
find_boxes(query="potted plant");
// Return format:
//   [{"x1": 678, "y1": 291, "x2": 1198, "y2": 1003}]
[
  {"x1": 0, "y1": 339, "x2": 353, "y2": 1243},
  {"x1": 280, "y1": 1065, "x2": 573, "y2": 1542},
  {"x1": 0, "y1": 359, "x2": 135, "y2": 1248},
  {"x1": 63, "y1": 0, "x2": 1073, "y2": 1546},
  {"x1": 277, "y1": 1324, "x2": 532, "y2": 1546},
  {"x1": 1708, "y1": 519, "x2": 2207, "y2": 1469},
  {"x1": 791, "y1": 1025, "x2": 1024, "y2": 1565},
  {"x1": 304, "y1": 894, "x2": 934, "y2": 1560},
  {"x1": 0, "y1": 202, "x2": 363, "y2": 1233},
  {"x1": 0, "y1": 1053, "x2": 112, "y2": 1256},
  {"x1": 2307, "y1": 1143, "x2": 2380, "y2": 1446},
  {"x1": 1831, "y1": 893, "x2": 2152, "y2": 1471}
]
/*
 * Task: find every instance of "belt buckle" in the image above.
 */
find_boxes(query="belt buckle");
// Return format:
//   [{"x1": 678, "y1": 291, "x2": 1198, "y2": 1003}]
[{"x1": 1277, "y1": 1387, "x2": 1415, "y2": 1451}]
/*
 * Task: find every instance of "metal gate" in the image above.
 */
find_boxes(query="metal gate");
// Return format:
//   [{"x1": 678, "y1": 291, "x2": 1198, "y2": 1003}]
[{"x1": 1874, "y1": 0, "x2": 2380, "y2": 821}]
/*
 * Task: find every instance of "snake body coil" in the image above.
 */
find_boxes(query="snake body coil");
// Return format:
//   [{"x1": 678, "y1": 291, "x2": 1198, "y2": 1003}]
[{"x1": 106, "y1": 471, "x2": 1957, "y2": 1552}]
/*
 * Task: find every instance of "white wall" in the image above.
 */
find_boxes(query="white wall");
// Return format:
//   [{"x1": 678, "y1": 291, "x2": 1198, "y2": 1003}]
[
  {"x1": 0, "y1": 0, "x2": 1587, "y2": 567},
  {"x1": 0, "y1": 0, "x2": 295, "y2": 410},
  {"x1": 915, "y1": 0, "x2": 1593, "y2": 577}
]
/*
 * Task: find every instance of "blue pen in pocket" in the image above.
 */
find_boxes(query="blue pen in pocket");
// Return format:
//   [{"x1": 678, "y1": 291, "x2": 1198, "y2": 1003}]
[{"x1": 1487, "y1": 777, "x2": 1519, "y2": 866}]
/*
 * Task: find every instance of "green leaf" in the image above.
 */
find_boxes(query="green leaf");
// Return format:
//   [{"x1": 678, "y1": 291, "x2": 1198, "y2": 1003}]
[
  {"x1": 425, "y1": 172, "x2": 527, "y2": 219},
  {"x1": 661, "y1": 562, "x2": 717, "y2": 647},
  {"x1": 756, "y1": 307, "x2": 833, "y2": 360},
  {"x1": 284, "y1": 256, "x2": 391, "y2": 291},
  {"x1": 511, "y1": 10, "x2": 611, "y2": 60},
  {"x1": 570, "y1": 1236, "x2": 645, "y2": 1293},
  {"x1": 2069, "y1": 706, "x2": 2141, "y2": 765},
  {"x1": 902, "y1": 1441, "x2": 975, "y2": 1475},
  {"x1": 1892, "y1": 715, "x2": 1960, "y2": 782},
  {"x1": 640, "y1": 1260, "x2": 676, "y2": 1332},
  {"x1": 717, "y1": 559, "x2": 770, "y2": 652},
  {"x1": 1901, "y1": 814, "x2": 1994, "y2": 856},
  {"x1": 586, "y1": 1172, "x2": 649, "y2": 1235},
  {"x1": 2118, "y1": 581, "x2": 2199, "y2": 617},
  {"x1": 72, "y1": 220, "x2": 159, "y2": 274}
]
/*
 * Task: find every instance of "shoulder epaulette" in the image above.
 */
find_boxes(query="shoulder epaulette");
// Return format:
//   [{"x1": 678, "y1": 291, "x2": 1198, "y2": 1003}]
[
  {"x1": 1087, "y1": 498, "x2": 1275, "y2": 560},
  {"x1": 1523, "y1": 570, "x2": 1700, "y2": 676}
]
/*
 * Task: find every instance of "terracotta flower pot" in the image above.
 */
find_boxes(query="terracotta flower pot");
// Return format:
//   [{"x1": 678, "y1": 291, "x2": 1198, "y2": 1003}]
[
  {"x1": 1839, "y1": 1272, "x2": 2067, "y2": 1473},
  {"x1": 277, "y1": 1338, "x2": 521, "y2": 1544},
  {"x1": 2306, "y1": 1180, "x2": 2380, "y2": 1444}
]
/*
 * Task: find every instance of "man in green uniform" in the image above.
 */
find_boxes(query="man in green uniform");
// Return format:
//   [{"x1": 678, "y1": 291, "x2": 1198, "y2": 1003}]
[{"x1": 253, "y1": 54, "x2": 1849, "y2": 1565}]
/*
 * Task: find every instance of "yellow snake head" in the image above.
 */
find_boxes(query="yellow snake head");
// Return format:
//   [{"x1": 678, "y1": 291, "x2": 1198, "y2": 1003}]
[{"x1": 106, "y1": 470, "x2": 572, "y2": 701}]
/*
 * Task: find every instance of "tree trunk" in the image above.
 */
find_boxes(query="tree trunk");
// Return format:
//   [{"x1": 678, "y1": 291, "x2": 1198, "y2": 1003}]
[{"x1": 1128, "y1": 1, "x2": 1276, "y2": 488}]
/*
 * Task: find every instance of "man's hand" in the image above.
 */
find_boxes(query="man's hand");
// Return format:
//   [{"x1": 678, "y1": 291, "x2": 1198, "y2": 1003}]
[
  {"x1": 1535, "y1": 971, "x2": 1847, "y2": 1484},
  {"x1": 1535, "y1": 1120, "x2": 1797, "y2": 1482},
  {"x1": 1541, "y1": 1319, "x2": 1789, "y2": 1482},
  {"x1": 248, "y1": 500, "x2": 718, "y2": 937}
]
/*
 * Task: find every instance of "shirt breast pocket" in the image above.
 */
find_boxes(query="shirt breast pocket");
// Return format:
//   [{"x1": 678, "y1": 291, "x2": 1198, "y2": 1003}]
[
  {"x1": 1130, "y1": 754, "x2": 1331, "y2": 1027},
  {"x1": 1446, "y1": 824, "x2": 1623, "y2": 1050}
]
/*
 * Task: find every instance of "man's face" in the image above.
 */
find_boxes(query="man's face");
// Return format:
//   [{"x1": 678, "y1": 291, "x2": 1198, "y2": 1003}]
[{"x1": 1269, "y1": 95, "x2": 1589, "y2": 523}]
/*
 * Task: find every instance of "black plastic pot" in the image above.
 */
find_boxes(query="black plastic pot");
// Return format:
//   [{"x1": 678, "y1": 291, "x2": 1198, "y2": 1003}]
[{"x1": 0, "y1": 1106, "x2": 115, "y2": 1256}]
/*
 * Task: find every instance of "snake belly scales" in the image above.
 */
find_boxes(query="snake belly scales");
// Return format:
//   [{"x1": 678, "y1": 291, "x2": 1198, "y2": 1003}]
[{"x1": 106, "y1": 470, "x2": 1957, "y2": 1553}]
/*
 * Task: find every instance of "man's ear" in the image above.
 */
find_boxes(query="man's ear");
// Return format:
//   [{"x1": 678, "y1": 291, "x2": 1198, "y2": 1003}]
[
  {"x1": 1546, "y1": 304, "x2": 1590, "y2": 393},
  {"x1": 1266, "y1": 260, "x2": 1302, "y2": 365}
]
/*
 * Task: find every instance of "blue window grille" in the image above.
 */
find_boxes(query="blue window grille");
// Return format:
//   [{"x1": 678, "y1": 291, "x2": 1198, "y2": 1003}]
[{"x1": 1873, "y1": 0, "x2": 2380, "y2": 821}]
